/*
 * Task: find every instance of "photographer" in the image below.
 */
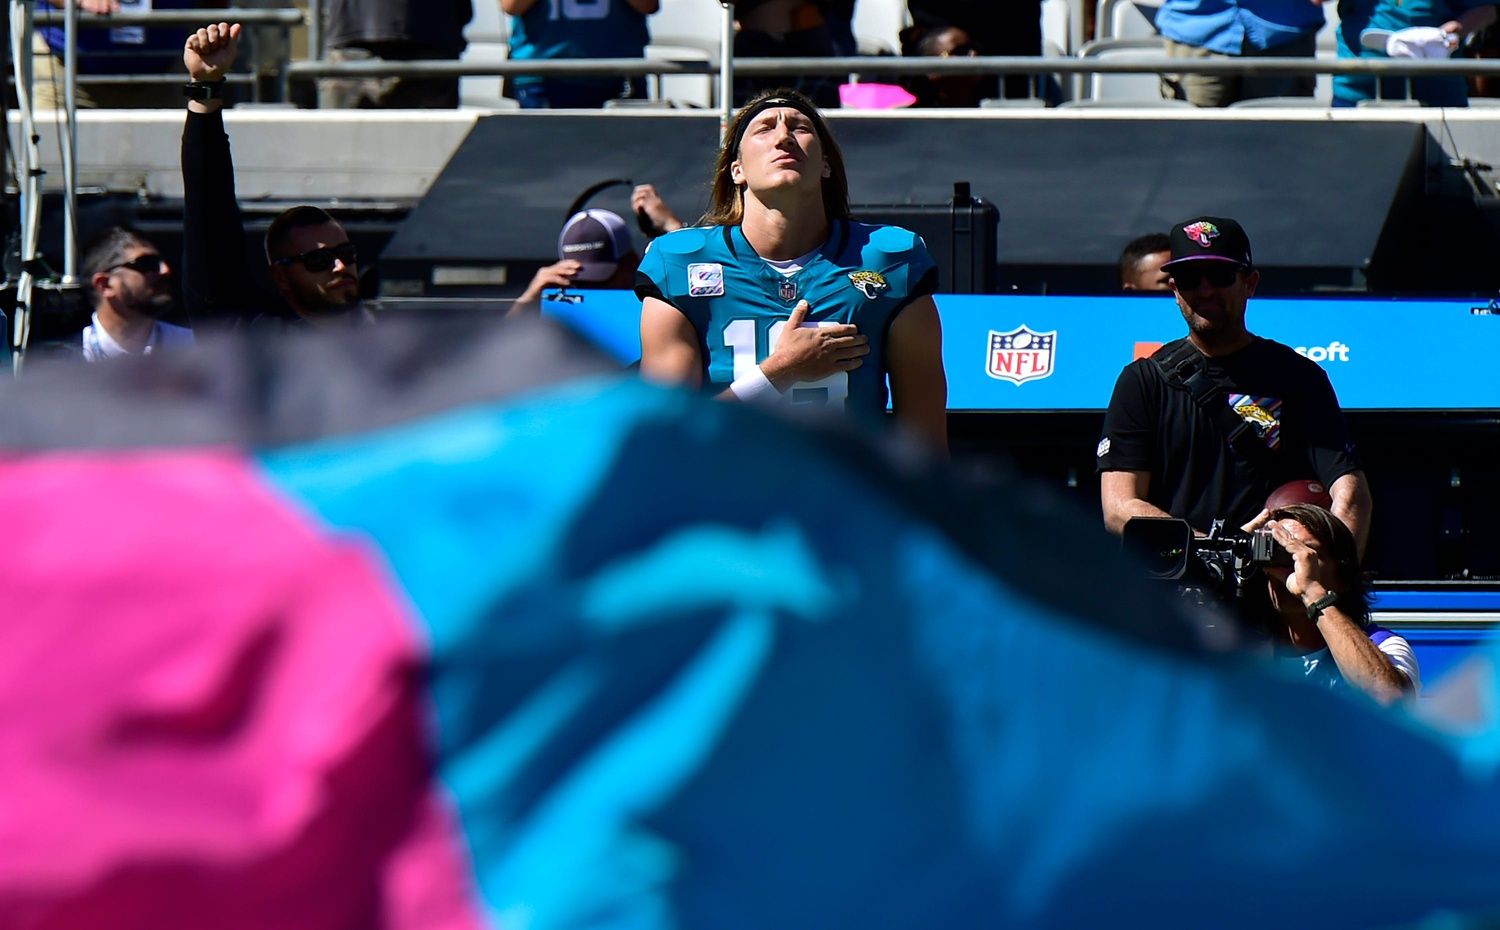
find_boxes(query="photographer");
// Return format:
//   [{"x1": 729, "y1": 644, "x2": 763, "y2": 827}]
[
  {"x1": 1098, "y1": 215, "x2": 1373, "y2": 555},
  {"x1": 1256, "y1": 504, "x2": 1417, "y2": 704}
]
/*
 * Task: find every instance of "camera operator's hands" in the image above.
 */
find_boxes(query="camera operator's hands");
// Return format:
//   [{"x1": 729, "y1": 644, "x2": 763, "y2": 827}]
[
  {"x1": 1265, "y1": 518, "x2": 1333, "y2": 603},
  {"x1": 1240, "y1": 509, "x2": 1272, "y2": 534}
]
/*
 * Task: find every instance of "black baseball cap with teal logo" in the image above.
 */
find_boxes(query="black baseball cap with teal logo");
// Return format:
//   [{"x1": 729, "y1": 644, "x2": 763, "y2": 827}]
[{"x1": 1162, "y1": 216, "x2": 1253, "y2": 271}]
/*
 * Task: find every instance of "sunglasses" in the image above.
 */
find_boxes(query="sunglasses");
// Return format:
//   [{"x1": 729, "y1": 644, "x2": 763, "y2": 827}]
[
  {"x1": 274, "y1": 242, "x2": 358, "y2": 273},
  {"x1": 1170, "y1": 264, "x2": 1243, "y2": 290},
  {"x1": 108, "y1": 253, "x2": 166, "y2": 275}
]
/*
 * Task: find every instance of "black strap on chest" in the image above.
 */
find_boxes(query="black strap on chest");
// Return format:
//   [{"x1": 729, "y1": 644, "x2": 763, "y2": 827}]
[{"x1": 1151, "y1": 340, "x2": 1274, "y2": 466}]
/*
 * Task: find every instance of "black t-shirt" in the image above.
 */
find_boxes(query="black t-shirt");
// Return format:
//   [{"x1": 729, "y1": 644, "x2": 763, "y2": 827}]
[
  {"x1": 326, "y1": 0, "x2": 473, "y2": 54},
  {"x1": 906, "y1": 0, "x2": 1042, "y2": 56},
  {"x1": 1097, "y1": 336, "x2": 1362, "y2": 531}
]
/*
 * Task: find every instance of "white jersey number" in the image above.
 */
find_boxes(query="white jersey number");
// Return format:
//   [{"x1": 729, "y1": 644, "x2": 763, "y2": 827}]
[
  {"x1": 723, "y1": 318, "x2": 850, "y2": 407},
  {"x1": 548, "y1": 0, "x2": 611, "y2": 20}
]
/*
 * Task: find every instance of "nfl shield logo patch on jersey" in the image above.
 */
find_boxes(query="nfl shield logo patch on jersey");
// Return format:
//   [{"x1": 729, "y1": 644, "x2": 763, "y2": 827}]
[
  {"x1": 778, "y1": 278, "x2": 798, "y2": 302},
  {"x1": 688, "y1": 263, "x2": 724, "y2": 297},
  {"x1": 986, "y1": 326, "x2": 1057, "y2": 384}
]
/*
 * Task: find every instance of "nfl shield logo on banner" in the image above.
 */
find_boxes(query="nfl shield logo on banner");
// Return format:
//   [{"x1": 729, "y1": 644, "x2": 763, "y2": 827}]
[
  {"x1": 779, "y1": 279, "x2": 798, "y2": 302},
  {"x1": 986, "y1": 326, "x2": 1057, "y2": 384}
]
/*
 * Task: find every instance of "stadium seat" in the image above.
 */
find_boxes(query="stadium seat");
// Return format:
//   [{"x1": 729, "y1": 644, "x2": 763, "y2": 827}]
[
  {"x1": 644, "y1": 43, "x2": 716, "y2": 107},
  {"x1": 980, "y1": 97, "x2": 1050, "y2": 108},
  {"x1": 603, "y1": 97, "x2": 692, "y2": 109},
  {"x1": 1038, "y1": 38, "x2": 1075, "y2": 103},
  {"x1": 852, "y1": 0, "x2": 909, "y2": 56},
  {"x1": 651, "y1": 0, "x2": 726, "y2": 54},
  {"x1": 1057, "y1": 97, "x2": 1194, "y2": 108},
  {"x1": 1041, "y1": 0, "x2": 1081, "y2": 56},
  {"x1": 1076, "y1": 37, "x2": 1166, "y2": 102},
  {"x1": 1316, "y1": 0, "x2": 1342, "y2": 54},
  {"x1": 1228, "y1": 96, "x2": 1331, "y2": 108},
  {"x1": 643, "y1": 0, "x2": 726, "y2": 106},
  {"x1": 1095, "y1": 0, "x2": 1162, "y2": 41},
  {"x1": 1314, "y1": 0, "x2": 1340, "y2": 100},
  {"x1": 460, "y1": 0, "x2": 509, "y2": 108}
]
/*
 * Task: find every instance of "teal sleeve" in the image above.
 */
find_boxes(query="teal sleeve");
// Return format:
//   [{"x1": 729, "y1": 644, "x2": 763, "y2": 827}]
[{"x1": 634, "y1": 239, "x2": 674, "y2": 307}]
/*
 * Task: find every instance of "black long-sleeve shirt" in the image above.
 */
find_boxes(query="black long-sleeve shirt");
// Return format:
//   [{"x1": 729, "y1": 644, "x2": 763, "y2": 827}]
[{"x1": 180, "y1": 108, "x2": 299, "y2": 329}]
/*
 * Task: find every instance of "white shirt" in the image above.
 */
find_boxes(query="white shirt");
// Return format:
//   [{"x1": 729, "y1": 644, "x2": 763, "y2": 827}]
[
  {"x1": 81, "y1": 312, "x2": 194, "y2": 362},
  {"x1": 762, "y1": 248, "x2": 822, "y2": 278}
]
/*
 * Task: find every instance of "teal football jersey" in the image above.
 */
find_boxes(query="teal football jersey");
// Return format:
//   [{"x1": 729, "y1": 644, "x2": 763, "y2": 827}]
[
  {"x1": 508, "y1": 0, "x2": 650, "y2": 88},
  {"x1": 635, "y1": 221, "x2": 938, "y2": 416}
]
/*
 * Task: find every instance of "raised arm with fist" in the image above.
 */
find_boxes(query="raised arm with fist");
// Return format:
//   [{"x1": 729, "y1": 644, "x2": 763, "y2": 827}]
[{"x1": 183, "y1": 21, "x2": 241, "y2": 92}]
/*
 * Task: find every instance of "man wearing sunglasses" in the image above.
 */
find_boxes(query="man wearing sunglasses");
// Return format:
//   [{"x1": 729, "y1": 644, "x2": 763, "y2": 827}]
[
  {"x1": 78, "y1": 227, "x2": 194, "y2": 361},
  {"x1": 1097, "y1": 215, "x2": 1372, "y2": 558},
  {"x1": 180, "y1": 23, "x2": 367, "y2": 329}
]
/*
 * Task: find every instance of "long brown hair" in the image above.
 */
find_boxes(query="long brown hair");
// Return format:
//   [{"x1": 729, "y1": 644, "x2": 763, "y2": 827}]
[
  {"x1": 699, "y1": 88, "x2": 852, "y2": 227},
  {"x1": 1270, "y1": 503, "x2": 1372, "y2": 624}
]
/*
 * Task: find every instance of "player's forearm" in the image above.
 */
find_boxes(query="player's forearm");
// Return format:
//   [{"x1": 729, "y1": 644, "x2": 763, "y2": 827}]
[
  {"x1": 500, "y1": 0, "x2": 540, "y2": 15},
  {"x1": 1329, "y1": 472, "x2": 1372, "y2": 559},
  {"x1": 1316, "y1": 607, "x2": 1412, "y2": 705}
]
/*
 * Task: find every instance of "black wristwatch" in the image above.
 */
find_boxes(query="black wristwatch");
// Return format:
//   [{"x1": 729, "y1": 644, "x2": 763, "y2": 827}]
[
  {"x1": 182, "y1": 80, "x2": 227, "y2": 102},
  {"x1": 1305, "y1": 591, "x2": 1341, "y2": 622}
]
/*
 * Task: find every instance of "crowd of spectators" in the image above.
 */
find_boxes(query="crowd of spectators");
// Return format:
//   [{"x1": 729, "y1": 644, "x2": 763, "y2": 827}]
[{"x1": 19, "y1": 0, "x2": 1500, "y2": 111}]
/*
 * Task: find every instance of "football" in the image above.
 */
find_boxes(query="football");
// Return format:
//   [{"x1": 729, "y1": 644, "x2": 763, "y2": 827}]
[{"x1": 1265, "y1": 479, "x2": 1334, "y2": 511}]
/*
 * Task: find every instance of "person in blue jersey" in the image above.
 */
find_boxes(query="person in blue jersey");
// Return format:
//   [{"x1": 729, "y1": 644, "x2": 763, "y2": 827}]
[
  {"x1": 1335, "y1": 0, "x2": 1496, "y2": 107},
  {"x1": 635, "y1": 88, "x2": 949, "y2": 454},
  {"x1": 33, "y1": 0, "x2": 198, "y2": 109},
  {"x1": 503, "y1": 0, "x2": 659, "y2": 109}
]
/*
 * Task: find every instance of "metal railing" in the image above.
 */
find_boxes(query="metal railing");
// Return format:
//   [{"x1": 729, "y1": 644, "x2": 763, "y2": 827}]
[
  {"x1": 284, "y1": 54, "x2": 1500, "y2": 82},
  {"x1": 26, "y1": 7, "x2": 306, "y2": 101},
  {"x1": 20, "y1": 11, "x2": 1500, "y2": 99},
  {"x1": 30, "y1": 8, "x2": 303, "y2": 26}
]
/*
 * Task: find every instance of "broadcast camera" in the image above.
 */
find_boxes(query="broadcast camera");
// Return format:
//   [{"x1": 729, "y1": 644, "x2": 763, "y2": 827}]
[{"x1": 1122, "y1": 516, "x2": 1292, "y2": 608}]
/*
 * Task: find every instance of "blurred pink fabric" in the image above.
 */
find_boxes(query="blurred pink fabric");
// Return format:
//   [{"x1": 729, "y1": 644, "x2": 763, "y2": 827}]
[
  {"x1": 838, "y1": 83, "x2": 917, "y2": 109},
  {"x1": 0, "y1": 452, "x2": 484, "y2": 930}
]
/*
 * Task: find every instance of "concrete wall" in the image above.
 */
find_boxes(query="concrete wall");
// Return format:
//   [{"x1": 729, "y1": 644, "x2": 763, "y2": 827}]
[{"x1": 11, "y1": 106, "x2": 1500, "y2": 205}]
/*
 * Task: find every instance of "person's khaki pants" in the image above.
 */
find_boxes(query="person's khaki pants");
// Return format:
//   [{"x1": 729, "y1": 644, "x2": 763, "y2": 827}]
[
  {"x1": 1161, "y1": 31, "x2": 1318, "y2": 108},
  {"x1": 27, "y1": 32, "x2": 183, "y2": 109}
]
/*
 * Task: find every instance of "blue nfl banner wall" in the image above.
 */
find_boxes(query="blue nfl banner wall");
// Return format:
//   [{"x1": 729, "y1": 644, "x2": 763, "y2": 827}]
[{"x1": 543, "y1": 293, "x2": 1500, "y2": 411}]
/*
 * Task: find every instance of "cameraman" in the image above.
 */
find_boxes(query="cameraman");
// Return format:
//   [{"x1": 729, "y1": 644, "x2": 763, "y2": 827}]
[
  {"x1": 1257, "y1": 504, "x2": 1417, "y2": 705},
  {"x1": 1097, "y1": 215, "x2": 1373, "y2": 555}
]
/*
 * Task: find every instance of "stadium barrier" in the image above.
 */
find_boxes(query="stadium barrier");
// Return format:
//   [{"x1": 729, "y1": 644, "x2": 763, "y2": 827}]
[
  {"x1": 27, "y1": 7, "x2": 306, "y2": 101},
  {"x1": 281, "y1": 53, "x2": 1500, "y2": 83},
  {"x1": 19, "y1": 7, "x2": 1500, "y2": 103}
]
